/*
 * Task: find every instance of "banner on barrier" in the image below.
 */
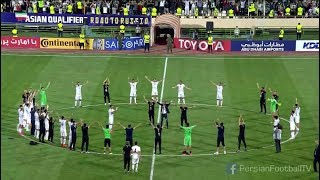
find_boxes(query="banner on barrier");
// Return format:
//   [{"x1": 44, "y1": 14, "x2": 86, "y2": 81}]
[
  {"x1": 1, "y1": 36, "x2": 40, "y2": 48},
  {"x1": 231, "y1": 40, "x2": 296, "y2": 51},
  {"x1": 40, "y1": 38, "x2": 93, "y2": 49},
  {"x1": 173, "y1": 38, "x2": 231, "y2": 51},
  {"x1": 1, "y1": 12, "x2": 151, "y2": 27},
  {"x1": 296, "y1": 40, "x2": 319, "y2": 51},
  {"x1": 93, "y1": 37, "x2": 144, "y2": 50}
]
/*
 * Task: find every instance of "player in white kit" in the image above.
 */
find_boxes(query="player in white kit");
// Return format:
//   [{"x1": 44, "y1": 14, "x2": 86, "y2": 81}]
[
  {"x1": 23, "y1": 103, "x2": 31, "y2": 131},
  {"x1": 128, "y1": 78, "x2": 139, "y2": 104},
  {"x1": 145, "y1": 76, "x2": 163, "y2": 101},
  {"x1": 34, "y1": 109, "x2": 40, "y2": 138},
  {"x1": 59, "y1": 116, "x2": 68, "y2": 147},
  {"x1": 131, "y1": 141, "x2": 141, "y2": 173},
  {"x1": 72, "y1": 81, "x2": 89, "y2": 107},
  {"x1": 172, "y1": 81, "x2": 191, "y2": 104},
  {"x1": 108, "y1": 105, "x2": 118, "y2": 130},
  {"x1": 17, "y1": 105, "x2": 24, "y2": 135},
  {"x1": 210, "y1": 81, "x2": 227, "y2": 107},
  {"x1": 44, "y1": 110, "x2": 50, "y2": 140},
  {"x1": 294, "y1": 98, "x2": 301, "y2": 135},
  {"x1": 289, "y1": 110, "x2": 296, "y2": 139}
]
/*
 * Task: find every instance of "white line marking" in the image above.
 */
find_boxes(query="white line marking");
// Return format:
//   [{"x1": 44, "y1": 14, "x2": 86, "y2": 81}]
[
  {"x1": 150, "y1": 57, "x2": 168, "y2": 180},
  {"x1": 1, "y1": 53, "x2": 318, "y2": 60}
]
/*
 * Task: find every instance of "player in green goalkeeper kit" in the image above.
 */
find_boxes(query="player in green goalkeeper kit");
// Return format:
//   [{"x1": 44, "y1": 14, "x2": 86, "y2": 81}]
[
  {"x1": 39, "y1": 82, "x2": 51, "y2": 110},
  {"x1": 267, "y1": 96, "x2": 281, "y2": 113},
  {"x1": 180, "y1": 123, "x2": 197, "y2": 155}
]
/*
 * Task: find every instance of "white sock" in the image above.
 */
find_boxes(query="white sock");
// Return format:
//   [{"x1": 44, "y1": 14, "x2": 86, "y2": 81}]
[
  {"x1": 63, "y1": 138, "x2": 66, "y2": 144},
  {"x1": 45, "y1": 131, "x2": 48, "y2": 140},
  {"x1": 130, "y1": 97, "x2": 132, "y2": 104},
  {"x1": 135, "y1": 164, "x2": 139, "y2": 171},
  {"x1": 221, "y1": 101, "x2": 223, "y2": 106},
  {"x1": 132, "y1": 165, "x2": 135, "y2": 171},
  {"x1": 36, "y1": 130, "x2": 39, "y2": 138},
  {"x1": 79, "y1": 101, "x2": 82, "y2": 106},
  {"x1": 182, "y1": 98, "x2": 185, "y2": 104},
  {"x1": 26, "y1": 124, "x2": 29, "y2": 131},
  {"x1": 217, "y1": 100, "x2": 219, "y2": 106},
  {"x1": 296, "y1": 128, "x2": 300, "y2": 132},
  {"x1": 75, "y1": 101, "x2": 77, "y2": 106},
  {"x1": 60, "y1": 137, "x2": 63, "y2": 144},
  {"x1": 134, "y1": 97, "x2": 137, "y2": 103},
  {"x1": 19, "y1": 128, "x2": 22, "y2": 134},
  {"x1": 178, "y1": 98, "x2": 180, "y2": 104}
]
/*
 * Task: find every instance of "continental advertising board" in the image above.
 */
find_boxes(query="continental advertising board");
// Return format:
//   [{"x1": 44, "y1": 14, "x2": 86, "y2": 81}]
[{"x1": 40, "y1": 38, "x2": 94, "y2": 49}]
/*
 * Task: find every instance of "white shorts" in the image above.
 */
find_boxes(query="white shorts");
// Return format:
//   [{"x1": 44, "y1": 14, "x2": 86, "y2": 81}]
[
  {"x1": 178, "y1": 92, "x2": 185, "y2": 98},
  {"x1": 132, "y1": 157, "x2": 140, "y2": 165},
  {"x1": 294, "y1": 116, "x2": 300, "y2": 124},
  {"x1": 26, "y1": 118, "x2": 31, "y2": 124},
  {"x1": 60, "y1": 130, "x2": 67, "y2": 137},
  {"x1": 130, "y1": 91, "x2": 137, "y2": 97},
  {"x1": 290, "y1": 122, "x2": 296, "y2": 130},
  {"x1": 75, "y1": 94, "x2": 82, "y2": 101},
  {"x1": 217, "y1": 93, "x2": 223, "y2": 100},
  {"x1": 19, "y1": 118, "x2": 24, "y2": 126},
  {"x1": 35, "y1": 121, "x2": 40, "y2": 129},
  {"x1": 152, "y1": 90, "x2": 158, "y2": 96}
]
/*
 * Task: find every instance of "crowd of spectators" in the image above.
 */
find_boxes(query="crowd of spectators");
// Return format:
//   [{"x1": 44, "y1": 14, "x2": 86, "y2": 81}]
[{"x1": 1, "y1": 0, "x2": 319, "y2": 18}]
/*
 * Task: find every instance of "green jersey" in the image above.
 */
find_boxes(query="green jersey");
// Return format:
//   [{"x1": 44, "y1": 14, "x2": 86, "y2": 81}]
[
  {"x1": 103, "y1": 128, "x2": 111, "y2": 139},
  {"x1": 39, "y1": 83, "x2": 50, "y2": 105},
  {"x1": 181, "y1": 125, "x2": 196, "y2": 138}
]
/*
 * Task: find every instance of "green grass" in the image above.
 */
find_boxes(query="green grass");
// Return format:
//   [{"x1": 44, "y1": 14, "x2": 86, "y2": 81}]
[{"x1": 1, "y1": 54, "x2": 319, "y2": 180}]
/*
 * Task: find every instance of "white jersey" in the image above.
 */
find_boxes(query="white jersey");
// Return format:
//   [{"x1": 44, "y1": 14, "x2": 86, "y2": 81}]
[
  {"x1": 68, "y1": 121, "x2": 73, "y2": 133},
  {"x1": 289, "y1": 114, "x2": 295, "y2": 130},
  {"x1": 59, "y1": 119, "x2": 67, "y2": 131},
  {"x1": 131, "y1": 145, "x2": 141, "y2": 159},
  {"x1": 75, "y1": 85, "x2": 82, "y2": 95},
  {"x1": 151, "y1": 81, "x2": 159, "y2": 91},
  {"x1": 45, "y1": 115, "x2": 49, "y2": 130},
  {"x1": 130, "y1": 82, "x2": 138, "y2": 92},
  {"x1": 177, "y1": 84, "x2": 185, "y2": 92},
  {"x1": 217, "y1": 85, "x2": 223, "y2": 94},
  {"x1": 18, "y1": 108, "x2": 24, "y2": 120},
  {"x1": 108, "y1": 108, "x2": 115, "y2": 122},
  {"x1": 294, "y1": 107, "x2": 300, "y2": 117},
  {"x1": 273, "y1": 118, "x2": 280, "y2": 127},
  {"x1": 35, "y1": 111, "x2": 40, "y2": 129}
]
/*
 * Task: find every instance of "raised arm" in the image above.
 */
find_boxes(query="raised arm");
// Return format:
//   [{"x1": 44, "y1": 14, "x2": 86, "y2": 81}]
[
  {"x1": 150, "y1": 122, "x2": 155, "y2": 128},
  {"x1": 185, "y1": 86, "x2": 191, "y2": 90},
  {"x1": 128, "y1": 77, "x2": 130, "y2": 83},
  {"x1": 83, "y1": 80, "x2": 89, "y2": 86},
  {"x1": 133, "y1": 123, "x2": 142, "y2": 129},
  {"x1": 145, "y1": 76, "x2": 151, "y2": 82},
  {"x1": 256, "y1": 83, "x2": 260, "y2": 89},
  {"x1": 210, "y1": 81, "x2": 217, "y2": 86},
  {"x1": 268, "y1": 87, "x2": 273, "y2": 93},
  {"x1": 238, "y1": 114, "x2": 244, "y2": 125},
  {"x1": 117, "y1": 122, "x2": 126, "y2": 129},
  {"x1": 39, "y1": 83, "x2": 42, "y2": 90},
  {"x1": 172, "y1": 84, "x2": 177, "y2": 88},
  {"x1": 45, "y1": 82, "x2": 51, "y2": 90},
  {"x1": 72, "y1": 82, "x2": 76, "y2": 87},
  {"x1": 107, "y1": 78, "x2": 110, "y2": 85},
  {"x1": 295, "y1": 98, "x2": 298, "y2": 104},
  {"x1": 158, "y1": 79, "x2": 163, "y2": 83}
]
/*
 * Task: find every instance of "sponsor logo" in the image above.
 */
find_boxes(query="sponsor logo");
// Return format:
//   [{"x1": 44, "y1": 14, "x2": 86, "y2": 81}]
[
  {"x1": 231, "y1": 41, "x2": 296, "y2": 52},
  {"x1": 40, "y1": 38, "x2": 93, "y2": 49},
  {"x1": 174, "y1": 38, "x2": 230, "y2": 51},
  {"x1": 1, "y1": 36, "x2": 40, "y2": 48},
  {"x1": 302, "y1": 42, "x2": 319, "y2": 49}
]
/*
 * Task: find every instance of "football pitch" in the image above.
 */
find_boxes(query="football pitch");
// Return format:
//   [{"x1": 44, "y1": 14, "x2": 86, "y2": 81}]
[{"x1": 1, "y1": 53, "x2": 319, "y2": 180}]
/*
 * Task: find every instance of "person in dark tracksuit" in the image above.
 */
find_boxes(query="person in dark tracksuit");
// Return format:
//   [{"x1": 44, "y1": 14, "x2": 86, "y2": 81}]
[
  {"x1": 118, "y1": 123, "x2": 141, "y2": 147},
  {"x1": 157, "y1": 100, "x2": 172, "y2": 129},
  {"x1": 39, "y1": 111, "x2": 46, "y2": 143},
  {"x1": 237, "y1": 115, "x2": 247, "y2": 152},
  {"x1": 80, "y1": 120, "x2": 90, "y2": 153},
  {"x1": 69, "y1": 121, "x2": 77, "y2": 150},
  {"x1": 143, "y1": 96, "x2": 155, "y2": 125},
  {"x1": 123, "y1": 141, "x2": 132, "y2": 172},
  {"x1": 103, "y1": 78, "x2": 111, "y2": 105},
  {"x1": 31, "y1": 107, "x2": 36, "y2": 136},
  {"x1": 150, "y1": 123, "x2": 163, "y2": 154},
  {"x1": 256, "y1": 83, "x2": 267, "y2": 114},
  {"x1": 48, "y1": 117, "x2": 54, "y2": 143},
  {"x1": 214, "y1": 121, "x2": 226, "y2": 155},
  {"x1": 314, "y1": 140, "x2": 319, "y2": 172},
  {"x1": 273, "y1": 124, "x2": 282, "y2": 153},
  {"x1": 180, "y1": 104, "x2": 193, "y2": 126}
]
